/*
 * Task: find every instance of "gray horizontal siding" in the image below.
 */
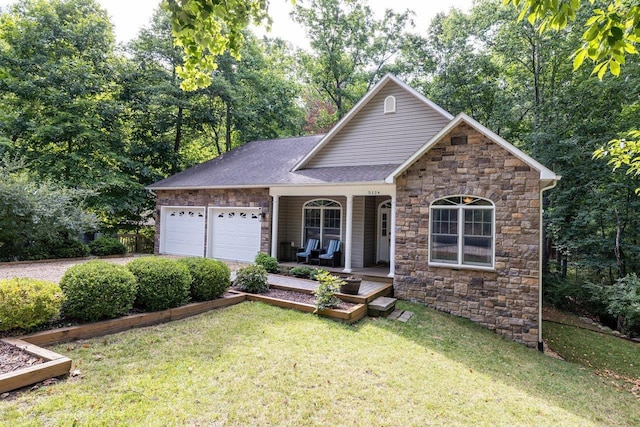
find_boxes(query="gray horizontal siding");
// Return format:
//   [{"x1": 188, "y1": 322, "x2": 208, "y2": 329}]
[{"x1": 307, "y1": 82, "x2": 451, "y2": 168}]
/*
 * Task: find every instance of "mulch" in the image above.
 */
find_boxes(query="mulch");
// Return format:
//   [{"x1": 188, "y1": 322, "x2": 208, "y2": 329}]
[
  {"x1": 263, "y1": 287, "x2": 357, "y2": 310},
  {"x1": 0, "y1": 341, "x2": 44, "y2": 376}
]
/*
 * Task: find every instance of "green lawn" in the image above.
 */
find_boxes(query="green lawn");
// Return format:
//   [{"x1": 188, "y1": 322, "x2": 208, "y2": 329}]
[{"x1": 2, "y1": 301, "x2": 638, "y2": 426}]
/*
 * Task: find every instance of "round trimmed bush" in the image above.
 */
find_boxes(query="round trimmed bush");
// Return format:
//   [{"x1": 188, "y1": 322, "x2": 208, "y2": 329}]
[
  {"x1": 127, "y1": 257, "x2": 191, "y2": 311},
  {"x1": 254, "y1": 252, "x2": 278, "y2": 273},
  {"x1": 234, "y1": 264, "x2": 269, "y2": 293},
  {"x1": 0, "y1": 278, "x2": 64, "y2": 331},
  {"x1": 59, "y1": 260, "x2": 137, "y2": 321},
  {"x1": 178, "y1": 257, "x2": 231, "y2": 301},
  {"x1": 89, "y1": 236, "x2": 127, "y2": 256}
]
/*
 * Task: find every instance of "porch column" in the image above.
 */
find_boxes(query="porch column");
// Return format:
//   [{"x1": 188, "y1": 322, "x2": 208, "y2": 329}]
[
  {"x1": 270, "y1": 195, "x2": 280, "y2": 259},
  {"x1": 343, "y1": 194, "x2": 353, "y2": 273},
  {"x1": 388, "y1": 195, "x2": 396, "y2": 278}
]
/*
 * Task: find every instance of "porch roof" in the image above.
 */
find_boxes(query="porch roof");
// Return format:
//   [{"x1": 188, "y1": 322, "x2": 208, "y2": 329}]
[{"x1": 148, "y1": 135, "x2": 400, "y2": 190}]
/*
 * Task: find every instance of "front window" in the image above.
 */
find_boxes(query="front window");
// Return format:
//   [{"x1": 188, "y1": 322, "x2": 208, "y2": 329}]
[
  {"x1": 430, "y1": 196, "x2": 494, "y2": 268},
  {"x1": 304, "y1": 199, "x2": 341, "y2": 247}
]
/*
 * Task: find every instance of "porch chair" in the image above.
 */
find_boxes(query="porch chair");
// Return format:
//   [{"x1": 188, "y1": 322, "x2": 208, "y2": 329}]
[
  {"x1": 318, "y1": 239, "x2": 342, "y2": 267},
  {"x1": 296, "y1": 238, "x2": 319, "y2": 263}
]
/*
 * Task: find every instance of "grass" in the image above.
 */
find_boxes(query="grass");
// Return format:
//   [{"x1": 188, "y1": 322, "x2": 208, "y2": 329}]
[
  {"x1": 1, "y1": 300, "x2": 639, "y2": 426},
  {"x1": 544, "y1": 321, "x2": 640, "y2": 388}
]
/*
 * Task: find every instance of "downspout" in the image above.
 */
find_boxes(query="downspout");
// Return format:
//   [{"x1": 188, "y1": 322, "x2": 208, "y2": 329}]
[{"x1": 538, "y1": 179, "x2": 558, "y2": 352}]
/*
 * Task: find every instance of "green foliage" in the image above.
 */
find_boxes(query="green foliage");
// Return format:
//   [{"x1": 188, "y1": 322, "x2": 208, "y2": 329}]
[
  {"x1": 289, "y1": 266, "x2": 311, "y2": 278},
  {"x1": 88, "y1": 236, "x2": 127, "y2": 256},
  {"x1": 504, "y1": 0, "x2": 639, "y2": 77},
  {"x1": 254, "y1": 252, "x2": 278, "y2": 273},
  {"x1": 127, "y1": 257, "x2": 191, "y2": 311},
  {"x1": 313, "y1": 270, "x2": 343, "y2": 313},
  {"x1": 0, "y1": 158, "x2": 97, "y2": 261},
  {"x1": 0, "y1": 278, "x2": 64, "y2": 331},
  {"x1": 292, "y1": 0, "x2": 416, "y2": 120},
  {"x1": 59, "y1": 260, "x2": 137, "y2": 321},
  {"x1": 234, "y1": 264, "x2": 268, "y2": 293},
  {"x1": 163, "y1": 0, "x2": 269, "y2": 90},
  {"x1": 309, "y1": 268, "x2": 325, "y2": 281},
  {"x1": 178, "y1": 257, "x2": 231, "y2": 301},
  {"x1": 605, "y1": 273, "x2": 640, "y2": 336}
]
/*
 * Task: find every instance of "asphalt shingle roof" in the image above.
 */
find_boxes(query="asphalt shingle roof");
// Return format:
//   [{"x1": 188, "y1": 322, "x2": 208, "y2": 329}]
[{"x1": 148, "y1": 135, "x2": 400, "y2": 189}]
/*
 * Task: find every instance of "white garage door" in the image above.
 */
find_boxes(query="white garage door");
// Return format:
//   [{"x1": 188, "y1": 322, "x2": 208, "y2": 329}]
[
  {"x1": 208, "y1": 208, "x2": 261, "y2": 262},
  {"x1": 161, "y1": 207, "x2": 205, "y2": 256}
]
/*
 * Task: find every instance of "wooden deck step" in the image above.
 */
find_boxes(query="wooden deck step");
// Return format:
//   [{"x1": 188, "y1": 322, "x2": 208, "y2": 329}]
[{"x1": 368, "y1": 296, "x2": 397, "y2": 317}]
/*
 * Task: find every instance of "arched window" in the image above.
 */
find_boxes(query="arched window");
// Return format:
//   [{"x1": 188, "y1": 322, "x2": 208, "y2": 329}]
[
  {"x1": 429, "y1": 196, "x2": 494, "y2": 268},
  {"x1": 384, "y1": 95, "x2": 396, "y2": 114},
  {"x1": 303, "y1": 199, "x2": 341, "y2": 246}
]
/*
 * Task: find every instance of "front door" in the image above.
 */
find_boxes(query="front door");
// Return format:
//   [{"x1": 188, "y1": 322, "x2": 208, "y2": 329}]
[{"x1": 377, "y1": 201, "x2": 391, "y2": 263}]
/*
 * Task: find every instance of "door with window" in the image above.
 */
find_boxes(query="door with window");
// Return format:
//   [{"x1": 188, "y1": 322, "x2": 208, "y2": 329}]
[{"x1": 377, "y1": 200, "x2": 391, "y2": 263}]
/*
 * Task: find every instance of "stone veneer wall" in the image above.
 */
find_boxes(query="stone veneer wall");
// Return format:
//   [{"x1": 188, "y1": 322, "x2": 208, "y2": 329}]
[
  {"x1": 394, "y1": 123, "x2": 541, "y2": 347},
  {"x1": 154, "y1": 188, "x2": 271, "y2": 256}
]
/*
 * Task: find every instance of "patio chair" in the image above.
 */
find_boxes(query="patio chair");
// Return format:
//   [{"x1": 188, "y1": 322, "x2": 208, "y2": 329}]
[
  {"x1": 296, "y1": 238, "x2": 319, "y2": 263},
  {"x1": 318, "y1": 239, "x2": 341, "y2": 267}
]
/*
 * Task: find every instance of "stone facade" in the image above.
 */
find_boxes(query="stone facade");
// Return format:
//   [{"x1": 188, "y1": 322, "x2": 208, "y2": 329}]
[
  {"x1": 154, "y1": 188, "x2": 271, "y2": 255},
  {"x1": 394, "y1": 123, "x2": 541, "y2": 347}
]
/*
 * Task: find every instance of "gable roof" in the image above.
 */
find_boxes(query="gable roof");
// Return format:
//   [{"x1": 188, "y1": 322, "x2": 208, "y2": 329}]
[
  {"x1": 292, "y1": 74, "x2": 454, "y2": 171},
  {"x1": 147, "y1": 135, "x2": 398, "y2": 190},
  {"x1": 385, "y1": 112, "x2": 561, "y2": 184}
]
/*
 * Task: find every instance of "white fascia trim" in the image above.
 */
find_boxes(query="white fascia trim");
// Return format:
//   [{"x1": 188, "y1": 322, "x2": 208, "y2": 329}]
[
  {"x1": 270, "y1": 183, "x2": 396, "y2": 198},
  {"x1": 385, "y1": 112, "x2": 561, "y2": 183},
  {"x1": 292, "y1": 74, "x2": 454, "y2": 172},
  {"x1": 147, "y1": 185, "x2": 270, "y2": 191}
]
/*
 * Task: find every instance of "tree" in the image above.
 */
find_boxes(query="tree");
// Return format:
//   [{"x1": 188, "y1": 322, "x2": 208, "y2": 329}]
[
  {"x1": 292, "y1": 0, "x2": 415, "y2": 121},
  {"x1": 0, "y1": 157, "x2": 97, "y2": 261},
  {"x1": 0, "y1": 0, "x2": 150, "y2": 229},
  {"x1": 503, "y1": 0, "x2": 640, "y2": 182},
  {"x1": 163, "y1": 0, "x2": 270, "y2": 91}
]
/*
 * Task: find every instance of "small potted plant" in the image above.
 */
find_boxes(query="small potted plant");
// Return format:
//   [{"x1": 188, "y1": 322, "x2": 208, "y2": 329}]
[{"x1": 340, "y1": 276, "x2": 362, "y2": 295}]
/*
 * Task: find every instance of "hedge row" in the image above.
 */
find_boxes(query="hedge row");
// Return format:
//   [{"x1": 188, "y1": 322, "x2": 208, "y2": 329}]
[{"x1": 0, "y1": 257, "x2": 231, "y2": 331}]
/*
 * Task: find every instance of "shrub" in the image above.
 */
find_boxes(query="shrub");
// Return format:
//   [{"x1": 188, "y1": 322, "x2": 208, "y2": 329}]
[
  {"x1": 59, "y1": 260, "x2": 137, "y2": 321},
  {"x1": 313, "y1": 270, "x2": 343, "y2": 313},
  {"x1": 606, "y1": 273, "x2": 640, "y2": 337},
  {"x1": 89, "y1": 236, "x2": 127, "y2": 256},
  {"x1": 254, "y1": 252, "x2": 278, "y2": 273},
  {"x1": 0, "y1": 278, "x2": 64, "y2": 331},
  {"x1": 310, "y1": 268, "x2": 325, "y2": 281},
  {"x1": 24, "y1": 238, "x2": 90, "y2": 261},
  {"x1": 290, "y1": 266, "x2": 312, "y2": 278},
  {"x1": 234, "y1": 264, "x2": 269, "y2": 293},
  {"x1": 128, "y1": 257, "x2": 191, "y2": 311},
  {"x1": 178, "y1": 257, "x2": 231, "y2": 301}
]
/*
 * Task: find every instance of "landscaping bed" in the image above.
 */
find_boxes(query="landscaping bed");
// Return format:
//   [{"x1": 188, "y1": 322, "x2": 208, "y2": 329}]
[
  {"x1": 0, "y1": 341, "x2": 44, "y2": 375},
  {"x1": 232, "y1": 286, "x2": 366, "y2": 324}
]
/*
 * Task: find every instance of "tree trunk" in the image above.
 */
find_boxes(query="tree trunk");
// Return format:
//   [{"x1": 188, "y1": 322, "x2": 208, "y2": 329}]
[
  {"x1": 174, "y1": 105, "x2": 183, "y2": 153},
  {"x1": 614, "y1": 207, "x2": 625, "y2": 278},
  {"x1": 225, "y1": 102, "x2": 232, "y2": 152}
]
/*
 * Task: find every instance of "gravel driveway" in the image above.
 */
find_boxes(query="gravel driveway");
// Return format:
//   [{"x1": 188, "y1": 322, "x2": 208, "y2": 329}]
[{"x1": 0, "y1": 256, "x2": 246, "y2": 283}]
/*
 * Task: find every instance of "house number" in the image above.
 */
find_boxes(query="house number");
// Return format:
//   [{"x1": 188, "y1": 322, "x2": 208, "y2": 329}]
[{"x1": 367, "y1": 190, "x2": 381, "y2": 195}]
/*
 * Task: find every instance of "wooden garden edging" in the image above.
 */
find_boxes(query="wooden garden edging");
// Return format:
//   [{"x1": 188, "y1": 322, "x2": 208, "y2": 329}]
[
  {"x1": 236, "y1": 291, "x2": 367, "y2": 324},
  {"x1": 0, "y1": 293, "x2": 246, "y2": 393},
  {"x1": 0, "y1": 338, "x2": 72, "y2": 394}
]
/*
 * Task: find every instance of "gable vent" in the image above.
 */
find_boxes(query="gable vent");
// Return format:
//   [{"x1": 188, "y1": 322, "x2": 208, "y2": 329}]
[{"x1": 384, "y1": 95, "x2": 396, "y2": 114}]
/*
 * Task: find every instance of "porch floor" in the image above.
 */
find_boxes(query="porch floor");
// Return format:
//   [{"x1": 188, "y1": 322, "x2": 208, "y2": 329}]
[
  {"x1": 278, "y1": 262, "x2": 392, "y2": 284},
  {"x1": 268, "y1": 272, "x2": 393, "y2": 304}
]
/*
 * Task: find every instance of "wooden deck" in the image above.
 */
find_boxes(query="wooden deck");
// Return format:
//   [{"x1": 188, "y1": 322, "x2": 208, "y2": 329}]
[{"x1": 268, "y1": 273, "x2": 393, "y2": 304}]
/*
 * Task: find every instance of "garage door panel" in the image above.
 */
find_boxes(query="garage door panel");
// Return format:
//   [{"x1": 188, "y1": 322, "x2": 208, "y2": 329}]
[
  {"x1": 209, "y1": 208, "x2": 261, "y2": 262},
  {"x1": 162, "y1": 207, "x2": 205, "y2": 257}
]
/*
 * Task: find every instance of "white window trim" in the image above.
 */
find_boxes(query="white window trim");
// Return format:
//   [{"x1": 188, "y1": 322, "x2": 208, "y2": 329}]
[
  {"x1": 301, "y1": 199, "x2": 342, "y2": 247},
  {"x1": 428, "y1": 196, "x2": 496, "y2": 271},
  {"x1": 384, "y1": 95, "x2": 396, "y2": 114}
]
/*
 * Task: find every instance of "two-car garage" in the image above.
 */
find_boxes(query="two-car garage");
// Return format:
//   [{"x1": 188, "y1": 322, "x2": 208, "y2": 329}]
[{"x1": 159, "y1": 206, "x2": 262, "y2": 263}]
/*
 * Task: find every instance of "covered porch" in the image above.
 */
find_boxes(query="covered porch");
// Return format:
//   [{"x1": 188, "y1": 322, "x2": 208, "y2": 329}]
[{"x1": 269, "y1": 184, "x2": 397, "y2": 277}]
